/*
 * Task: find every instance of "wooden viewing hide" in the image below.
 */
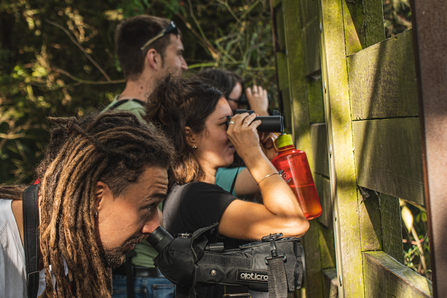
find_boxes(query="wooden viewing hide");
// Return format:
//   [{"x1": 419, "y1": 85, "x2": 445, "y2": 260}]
[{"x1": 269, "y1": 0, "x2": 445, "y2": 296}]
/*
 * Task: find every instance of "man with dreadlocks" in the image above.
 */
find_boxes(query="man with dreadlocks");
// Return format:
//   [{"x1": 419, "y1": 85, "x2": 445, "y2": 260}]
[{"x1": 0, "y1": 111, "x2": 174, "y2": 298}]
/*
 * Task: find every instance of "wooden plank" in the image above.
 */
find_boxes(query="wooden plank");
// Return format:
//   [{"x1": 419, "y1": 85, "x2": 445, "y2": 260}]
[
  {"x1": 303, "y1": 17, "x2": 321, "y2": 76},
  {"x1": 276, "y1": 52, "x2": 289, "y2": 91},
  {"x1": 363, "y1": 0, "x2": 385, "y2": 46},
  {"x1": 271, "y1": 0, "x2": 282, "y2": 9},
  {"x1": 275, "y1": 5, "x2": 286, "y2": 52},
  {"x1": 315, "y1": 174, "x2": 331, "y2": 229},
  {"x1": 359, "y1": 189, "x2": 382, "y2": 251},
  {"x1": 318, "y1": 0, "x2": 364, "y2": 295},
  {"x1": 319, "y1": 223, "x2": 336, "y2": 268},
  {"x1": 282, "y1": 1, "x2": 323, "y2": 297},
  {"x1": 348, "y1": 30, "x2": 419, "y2": 120},
  {"x1": 301, "y1": 220, "x2": 324, "y2": 298},
  {"x1": 380, "y1": 194, "x2": 404, "y2": 263},
  {"x1": 281, "y1": 88, "x2": 292, "y2": 133},
  {"x1": 363, "y1": 251, "x2": 433, "y2": 298},
  {"x1": 342, "y1": 0, "x2": 385, "y2": 55},
  {"x1": 411, "y1": 1, "x2": 447, "y2": 295},
  {"x1": 322, "y1": 269, "x2": 338, "y2": 298},
  {"x1": 283, "y1": 0, "x2": 311, "y2": 155},
  {"x1": 352, "y1": 118, "x2": 424, "y2": 205},
  {"x1": 308, "y1": 77, "x2": 325, "y2": 124},
  {"x1": 342, "y1": 0, "x2": 364, "y2": 54},
  {"x1": 299, "y1": 0, "x2": 318, "y2": 27},
  {"x1": 310, "y1": 123, "x2": 329, "y2": 177}
]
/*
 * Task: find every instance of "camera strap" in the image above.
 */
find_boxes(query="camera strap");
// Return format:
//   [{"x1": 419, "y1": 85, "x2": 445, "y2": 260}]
[
  {"x1": 264, "y1": 234, "x2": 288, "y2": 298},
  {"x1": 22, "y1": 184, "x2": 41, "y2": 298},
  {"x1": 266, "y1": 257, "x2": 287, "y2": 298}
]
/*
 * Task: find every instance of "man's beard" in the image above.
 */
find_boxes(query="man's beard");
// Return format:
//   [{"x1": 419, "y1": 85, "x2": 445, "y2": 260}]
[
  {"x1": 162, "y1": 66, "x2": 182, "y2": 80},
  {"x1": 101, "y1": 247, "x2": 127, "y2": 269},
  {"x1": 100, "y1": 236, "x2": 144, "y2": 269}
]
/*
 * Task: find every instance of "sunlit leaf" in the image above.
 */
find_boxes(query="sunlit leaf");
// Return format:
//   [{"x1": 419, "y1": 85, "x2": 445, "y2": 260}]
[{"x1": 402, "y1": 205, "x2": 413, "y2": 232}]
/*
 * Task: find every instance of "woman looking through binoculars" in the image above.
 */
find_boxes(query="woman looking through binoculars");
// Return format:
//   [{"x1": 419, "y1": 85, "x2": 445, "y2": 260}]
[{"x1": 145, "y1": 77, "x2": 309, "y2": 297}]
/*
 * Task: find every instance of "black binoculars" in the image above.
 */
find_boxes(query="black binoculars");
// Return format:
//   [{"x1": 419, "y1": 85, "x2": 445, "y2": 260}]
[{"x1": 226, "y1": 109, "x2": 284, "y2": 133}]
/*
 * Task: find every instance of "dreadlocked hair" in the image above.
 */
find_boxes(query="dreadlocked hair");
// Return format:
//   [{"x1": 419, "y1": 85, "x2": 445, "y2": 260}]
[
  {"x1": 31, "y1": 111, "x2": 173, "y2": 297},
  {"x1": 0, "y1": 185, "x2": 27, "y2": 200},
  {"x1": 145, "y1": 76, "x2": 223, "y2": 187}
]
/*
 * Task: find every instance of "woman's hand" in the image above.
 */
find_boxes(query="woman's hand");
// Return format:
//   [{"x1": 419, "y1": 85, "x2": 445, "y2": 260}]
[
  {"x1": 246, "y1": 85, "x2": 269, "y2": 116},
  {"x1": 226, "y1": 112, "x2": 262, "y2": 160},
  {"x1": 260, "y1": 132, "x2": 278, "y2": 161}
]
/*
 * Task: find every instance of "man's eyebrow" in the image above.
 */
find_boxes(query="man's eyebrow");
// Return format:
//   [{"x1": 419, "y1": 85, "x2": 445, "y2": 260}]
[{"x1": 145, "y1": 193, "x2": 167, "y2": 202}]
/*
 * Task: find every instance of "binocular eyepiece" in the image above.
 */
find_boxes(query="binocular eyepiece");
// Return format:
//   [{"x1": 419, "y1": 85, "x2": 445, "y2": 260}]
[
  {"x1": 227, "y1": 109, "x2": 284, "y2": 133},
  {"x1": 148, "y1": 226, "x2": 225, "y2": 253},
  {"x1": 147, "y1": 226, "x2": 174, "y2": 253}
]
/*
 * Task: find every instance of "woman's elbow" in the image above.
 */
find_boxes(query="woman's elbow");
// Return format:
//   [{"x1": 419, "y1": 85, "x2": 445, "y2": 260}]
[{"x1": 283, "y1": 217, "x2": 310, "y2": 238}]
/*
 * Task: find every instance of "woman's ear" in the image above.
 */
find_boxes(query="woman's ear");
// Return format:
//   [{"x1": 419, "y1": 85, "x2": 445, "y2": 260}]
[{"x1": 185, "y1": 126, "x2": 197, "y2": 148}]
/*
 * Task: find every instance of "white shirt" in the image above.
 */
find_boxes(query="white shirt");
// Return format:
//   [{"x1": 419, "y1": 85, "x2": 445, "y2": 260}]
[{"x1": 0, "y1": 199, "x2": 45, "y2": 298}]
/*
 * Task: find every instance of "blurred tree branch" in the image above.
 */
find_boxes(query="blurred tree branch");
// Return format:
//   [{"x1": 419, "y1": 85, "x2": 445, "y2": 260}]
[{"x1": 45, "y1": 19, "x2": 111, "y2": 81}]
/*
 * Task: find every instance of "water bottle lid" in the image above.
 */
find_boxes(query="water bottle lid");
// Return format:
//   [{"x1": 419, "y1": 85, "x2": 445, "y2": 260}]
[{"x1": 275, "y1": 133, "x2": 294, "y2": 149}]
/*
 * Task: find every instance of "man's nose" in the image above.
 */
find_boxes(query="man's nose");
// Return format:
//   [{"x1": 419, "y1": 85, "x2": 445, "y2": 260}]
[
  {"x1": 141, "y1": 213, "x2": 160, "y2": 234},
  {"x1": 181, "y1": 57, "x2": 188, "y2": 70}
]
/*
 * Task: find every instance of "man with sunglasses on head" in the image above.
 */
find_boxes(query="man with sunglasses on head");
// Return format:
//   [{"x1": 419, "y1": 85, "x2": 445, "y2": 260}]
[
  {"x1": 102, "y1": 15, "x2": 187, "y2": 298},
  {"x1": 103, "y1": 15, "x2": 188, "y2": 120}
]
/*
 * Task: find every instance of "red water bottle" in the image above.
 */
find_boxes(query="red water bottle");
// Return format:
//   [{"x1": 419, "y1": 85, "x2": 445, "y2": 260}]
[{"x1": 272, "y1": 134, "x2": 322, "y2": 220}]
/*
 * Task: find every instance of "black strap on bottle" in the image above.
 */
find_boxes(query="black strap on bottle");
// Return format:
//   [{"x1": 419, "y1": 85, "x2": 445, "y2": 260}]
[
  {"x1": 22, "y1": 184, "x2": 41, "y2": 298},
  {"x1": 109, "y1": 98, "x2": 145, "y2": 110}
]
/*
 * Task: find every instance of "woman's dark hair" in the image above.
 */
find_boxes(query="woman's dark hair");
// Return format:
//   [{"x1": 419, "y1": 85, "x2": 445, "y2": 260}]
[
  {"x1": 196, "y1": 69, "x2": 244, "y2": 100},
  {"x1": 145, "y1": 77, "x2": 223, "y2": 185}
]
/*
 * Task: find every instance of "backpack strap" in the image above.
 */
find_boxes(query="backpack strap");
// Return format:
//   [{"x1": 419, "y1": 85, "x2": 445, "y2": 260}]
[
  {"x1": 109, "y1": 99, "x2": 145, "y2": 110},
  {"x1": 264, "y1": 233, "x2": 288, "y2": 298},
  {"x1": 266, "y1": 257, "x2": 288, "y2": 298},
  {"x1": 22, "y1": 184, "x2": 41, "y2": 298}
]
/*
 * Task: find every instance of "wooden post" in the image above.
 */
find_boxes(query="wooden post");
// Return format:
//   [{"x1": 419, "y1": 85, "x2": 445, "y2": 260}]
[
  {"x1": 317, "y1": 0, "x2": 363, "y2": 296},
  {"x1": 410, "y1": 1, "x2": 447, "y2": 297}
]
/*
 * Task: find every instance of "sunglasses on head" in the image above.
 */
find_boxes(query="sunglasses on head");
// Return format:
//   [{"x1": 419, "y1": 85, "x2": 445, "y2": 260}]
[{"x1": 140, "y1": 21, "x2": 179, "y2": 51}]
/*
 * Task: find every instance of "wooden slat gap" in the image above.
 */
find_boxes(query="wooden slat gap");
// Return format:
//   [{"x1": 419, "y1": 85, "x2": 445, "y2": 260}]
[{"x1": 352, "y1": 115, "x2": 420, "y2": 122}]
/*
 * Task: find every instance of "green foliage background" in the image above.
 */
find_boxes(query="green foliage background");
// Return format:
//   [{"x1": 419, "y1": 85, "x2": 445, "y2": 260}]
[
  {"x1": 0, "y1": 0, "x2": 413, "y2": 185},
  {"x1": 0, "y1": 0, "x2": 275, "y2": 184},
  {"x1": 1, "y1": 0, "x2": 425, "y2": 281}
]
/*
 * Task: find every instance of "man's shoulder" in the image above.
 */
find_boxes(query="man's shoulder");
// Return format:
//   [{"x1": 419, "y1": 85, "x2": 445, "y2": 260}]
[
  {"x1": 101, "y1": 96, "x2": 146, "y2": 121},
  {"x1": 0, "y1": 199, "x2": 12, "y2": 228}
]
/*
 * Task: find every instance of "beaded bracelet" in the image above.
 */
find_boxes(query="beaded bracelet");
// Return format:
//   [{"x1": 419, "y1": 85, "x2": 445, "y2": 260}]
[{"x1": 257, "y1": 170, "x2": 284, "y2": 185}]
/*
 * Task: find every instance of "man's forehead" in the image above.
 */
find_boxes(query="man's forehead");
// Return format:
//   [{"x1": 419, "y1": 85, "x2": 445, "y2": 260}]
[{"x1": 167, "y1": 34, "x2": 184, "y2": 49}]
